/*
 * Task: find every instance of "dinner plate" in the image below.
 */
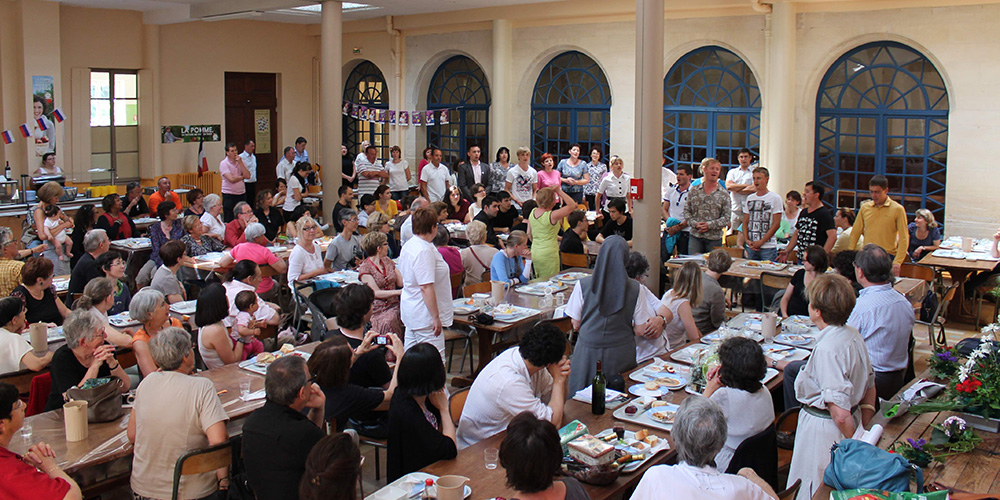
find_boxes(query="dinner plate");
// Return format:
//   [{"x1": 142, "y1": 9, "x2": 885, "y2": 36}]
[
  {"x1": 774, "y1": 333, "x2": 812, "y2": 346},
  {"x1": 669, "y1": 344, "x2": 707, "y2": 364},
  {"x1": 627, "y1": 378, "x2": 683, "y2": 397},
  {"x1": 551, "y1": 271, "x2": 589, "y2": 283},
  {"x1": 451, "y1": 298, "x2": 479, "y2": 315}
]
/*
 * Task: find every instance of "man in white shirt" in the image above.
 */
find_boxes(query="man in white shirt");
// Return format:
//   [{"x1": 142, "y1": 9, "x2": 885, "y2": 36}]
[
  {"x1": 740, "y1": 166, "x2": 783, "y2": 261},
  {"x1": 239, "y1": 140, "x2": 257, "y2": 203},
  {"x1": 400, "y1": 197, "x2": 428, "y2": 246},
  {"x1": 457, "y1": 322, "x2": 571, "y2": 449},
  {"x1": 660, "y1": 162, "x2": 678, "y2": 201},
  {"x1": 630, "y1": 396, "x2": 778, "y2": 500},
  {"x1": 663, "y1": 164, "x2": 693, "y2": 255},
  {"x1": 355, "y1": 145, "x2": 388, "y2": 196},
  {"x1": 457, "y1": 144, "x2": 491, "y2": 202},
  {"x1": 725, "y1": 148, "x2": 756, "y2": 232},
  {"x1": 419, "y1": 148, "x2": 451, "y2": 202},
  {"x1": 275, "y1": 146, "x2": 295, "y2": 181}
]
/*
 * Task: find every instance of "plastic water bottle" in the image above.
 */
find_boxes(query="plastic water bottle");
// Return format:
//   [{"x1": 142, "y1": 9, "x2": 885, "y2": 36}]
[{"x1": 540, "y1": 288, "x2": 554, "y2": 309}]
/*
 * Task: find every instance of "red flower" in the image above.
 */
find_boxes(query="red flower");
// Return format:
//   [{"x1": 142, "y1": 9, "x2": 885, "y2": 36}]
[{"x1": 956, "y1": 378, "x2": 983, "y2": 393}]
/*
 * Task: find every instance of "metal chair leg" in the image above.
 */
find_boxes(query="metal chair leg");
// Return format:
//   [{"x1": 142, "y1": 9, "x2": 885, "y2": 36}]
[{"x1": 373, "y1": 443, "x2": 380, "y2": 480}]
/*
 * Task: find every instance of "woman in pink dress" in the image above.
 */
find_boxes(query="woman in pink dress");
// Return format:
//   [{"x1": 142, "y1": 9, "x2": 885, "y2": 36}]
[
  {"x1": 357, "y1": 231, "x2": 404, "y2": 335},
  {"x1": 536, "y1": 153, "x2": 562, "y2": 190}
]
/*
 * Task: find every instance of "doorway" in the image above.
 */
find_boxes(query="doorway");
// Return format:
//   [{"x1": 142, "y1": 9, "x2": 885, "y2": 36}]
[{"x1": 225, "y1": 72, "x2": 278, "y2": 194}]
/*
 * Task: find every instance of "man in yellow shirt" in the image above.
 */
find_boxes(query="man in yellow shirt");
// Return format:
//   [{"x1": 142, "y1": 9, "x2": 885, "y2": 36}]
[{"x1": 849, "y1": 175, "x2": 909, "y2": 275}]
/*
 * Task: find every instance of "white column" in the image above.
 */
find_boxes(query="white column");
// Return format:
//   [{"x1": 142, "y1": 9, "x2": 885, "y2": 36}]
[
  {"x1": 634, "y1": 0, "x2": 664, "y2": 291},
  {"x1": 320, "y1": 1, "x2": 343, "y2": 216},
  {"x1": 491, "y1": 19, "x2": 513, "y2": 152},
  {"x1": 141, "y1": 24, "x2": 162, "y2": 178},
  {"x1": 766, "y1": 2, "x2": 795, "y2": 192}
]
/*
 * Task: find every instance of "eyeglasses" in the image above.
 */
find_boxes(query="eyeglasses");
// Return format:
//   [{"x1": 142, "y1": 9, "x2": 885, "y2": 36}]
[{"x1": 302, "y1": 225, "x2": 318, "y2": 231}]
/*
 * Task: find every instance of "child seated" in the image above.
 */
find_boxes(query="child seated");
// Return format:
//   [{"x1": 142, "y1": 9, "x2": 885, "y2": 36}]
[
  {"x1": 231, "y1": 290, "x2": 265, "y2": 360},
  {"x1": 43, "y1": 204, "x2": 72, "y2": 261}
]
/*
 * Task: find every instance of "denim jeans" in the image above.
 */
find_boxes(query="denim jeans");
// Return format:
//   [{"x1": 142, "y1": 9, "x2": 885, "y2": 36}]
[
  {"x1": 688, "y1": 236, "x2": 722, "y2": 254},
  {"x1": 745, "y1": 246, "x2": 778, "y2": 261}
]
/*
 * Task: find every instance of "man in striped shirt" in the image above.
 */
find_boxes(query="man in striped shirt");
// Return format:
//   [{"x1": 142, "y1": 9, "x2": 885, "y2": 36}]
[
  {"x1": 355, "y1": 144, "x2": 388, "y2": 196},
  {"x1": 847, "y1": 243, "x2": 915, "y2": 399}
]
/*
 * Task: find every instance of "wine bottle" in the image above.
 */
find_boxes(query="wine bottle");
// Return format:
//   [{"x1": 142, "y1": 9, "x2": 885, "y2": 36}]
[
  {"x1": 4, "y1": 161, "x2": 10, "y2": 180},
  {"x1": 592, "y1": 360, "x2": 606, "y2": 415}
]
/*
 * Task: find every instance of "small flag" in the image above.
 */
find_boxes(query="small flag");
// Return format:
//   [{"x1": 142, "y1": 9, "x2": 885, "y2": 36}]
[
  {"x1": 18, "y1": 124, "x2": 31, "y2": 138},
  {"x1": 1, "y1": 131, "x2": 13, "y2": 145},
  {"x1": 197, "y1": 138, "x2": 208, "y2": 177},
  {"x1": 35, "y1": 118, "x2": 48, "y2": 131},
  {"x1": 52, "y1": 108, "x2": 65, "y2": 123}
]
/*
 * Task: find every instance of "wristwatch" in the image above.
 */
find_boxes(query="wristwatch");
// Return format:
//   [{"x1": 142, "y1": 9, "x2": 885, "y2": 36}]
[
  {"x1": 237, "y1": 337, "x2": 252, "y2": 345},
  {"x1": 771, "y1": 359, "x2": 778, "y2": 368}
]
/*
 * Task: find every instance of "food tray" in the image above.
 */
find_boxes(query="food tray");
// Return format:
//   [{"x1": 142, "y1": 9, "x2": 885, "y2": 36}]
[
  {"x1": 315, "y1": 271, "x2": 361, "y2": 285},
  {"x1": 669, "y1": 343, "x2": 707, "y2": 365},
  {"x1": 52, "y1": 278, "x2": 69, "y2": 292},
  {"x1": 366, "y1": 472, "x2": 471, "y2": 500},
  {"x1": 761, "y1": 367, "x2": 780, "y2": 385},
  {"x1": 514, "y1": 282, "x2": 568, "y2": 296},
  {"x1": 169, "y1": 300, "x2": 197, "y2": 315},
  {"x1": 195, "y1": 252, "x2": 225, "y2": 262},
  {"x1": 107, "y1": 312, "x2": 140, "y2": 328},
  {"x1": 761, "y1": 343, "x2": 810, "y2": 362},
  {"x1": 772, "y1": 332, "x2": 819, "y2": 350},
  {"x1": 740, "y1": 260, "x2": 787, "y2": 271},
  {"x1": 111, "y1": 237, "x2": 152, "y2": 249},
  {"x1": 451, "y1": 298, "x2": 480, "y2": 315},
  {"x1": 612, "y1": 400, "x2": 680, "y2": 432},
  {"x1": 238, "y1": 349, "x2": 312, "y2": 376},
  {"x1": 628, "y1": 360, "x2": 691, "y2": 383},
  {"x1": 550, "y1": 271, "x2": 590, "y2": 283},
  {"x1": 592, "y1": 428, "x2": 670, "y2": 473},
  {"x1": 490, "y1": 305, "x2": 542, "y2": 323},
  {"x1": 700, "y1": 328, "x2": 763, "y2": 344},
  {"x1": 21, "y1": 326, "x2": 64, "y2": 344},
  {"x1": 131, "y1": 217, "x2": 159, "y2": 225}
]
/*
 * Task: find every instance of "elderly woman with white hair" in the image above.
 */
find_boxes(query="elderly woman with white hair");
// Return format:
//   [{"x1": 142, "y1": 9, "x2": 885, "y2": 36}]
[
  {"x1": 460, "y1": 220, "x2": 498, "y2": 287},
  {"x1": 130, "y1": 288, "x2": 184, "y2": 377},
  {"x1": 128, "y1": 327, "x2": 229, "y2": 500},
  {"x1": 44, "y1": 309, "x2": 131, "y2": 412},
  {"x1": 200, "y1": 193, "x2": 226, "y2": 241},
  {"x1": 631, "y1": 395, "x2": 777, "y2": 500},
  {"x1": 287, "y1": 215, "x2": 330, "y2": 283},
  {"x1": 218, "y1": 222, "x2": 287, "y2": 302},
  {"x1": 181, "y1": 215, "x2": 226, "y2": 256}
]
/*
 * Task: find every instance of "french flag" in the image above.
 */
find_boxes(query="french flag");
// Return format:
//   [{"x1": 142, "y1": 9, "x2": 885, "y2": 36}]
[
  {"x1": 52, "y1": 108, "x2": 65, "y2": 123},
  {"x1": 18, "y1": 124, "x2": 30, "y2": 138},
  {"x1": 36, "y1": 118, "x2": 48, "y2": 131},
  {"x1": 1, "y1": 131, "x2": 13, "y2": 145}
]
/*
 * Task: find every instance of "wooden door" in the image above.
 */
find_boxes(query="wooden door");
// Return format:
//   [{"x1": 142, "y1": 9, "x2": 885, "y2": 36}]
[{"x1": 224, "y1": 73, "x2": 278, "y2": 194}]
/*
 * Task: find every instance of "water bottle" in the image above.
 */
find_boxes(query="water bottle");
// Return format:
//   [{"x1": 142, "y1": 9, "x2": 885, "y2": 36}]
[
  {"x1": 592, "y1": 360, "x2": 606, "y2": 415},
  {"x1": 540, "y1": 288, "x2": 554, "y2": 309}
]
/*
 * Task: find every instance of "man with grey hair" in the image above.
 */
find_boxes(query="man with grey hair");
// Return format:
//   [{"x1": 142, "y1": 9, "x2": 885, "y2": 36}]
[
  {"x1": 400, "y1": 196, "x2": 429, "y2": 245},
  {"x1": 68, "y1": 228, "x2": 110, "y2": 299},
  {"x1": 128, "y1": 327, "x2": 230, "y2": 500},
  {"x1": 224, "y1": 200, "x2": 258, "y2": 248},
  {"x1": 324, "y1": 209, "x2": 363, "y2": 271},
  {"x1": 218, "y1": 222, "x2": 288, "y2": 302},
  {"x1": 0, "y1": 227, "x2": 45, "y2": 296},
  {"x1": 630, "y1": 396, "x2": 777, "y2": 500},
  {"x1": 242, "y1": 355, "x2": 326, "y2": 500},
  {"x1": 848, "y1": 243, "x2": 915, "y2": 399}
]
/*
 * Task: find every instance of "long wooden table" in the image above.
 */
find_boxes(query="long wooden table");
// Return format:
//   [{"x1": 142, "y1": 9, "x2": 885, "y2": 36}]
[
  {"x1": 917, "y1": 253, "x2": 998, "y2": 319},
  {"x1": 812, "y1": 370, "x2": 1000, "y2": 498},
  {"x1": 423, "y1": 338, "x2": 790, "y2": 500},
  {"x1": 7, "y1": 342, "x2": 319, "y2": 477}
]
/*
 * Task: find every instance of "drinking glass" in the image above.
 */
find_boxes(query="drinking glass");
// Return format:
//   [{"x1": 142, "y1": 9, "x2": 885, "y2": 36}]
[
  {"x1": 21, "y1": 421, "x2": 32, "y2": 441},
  {"x1": 240, "y1": 377, "x2": 252, "y2": 398},
  {"x1": 484, "y1": 447, "x2": 499, "y2": 469}
]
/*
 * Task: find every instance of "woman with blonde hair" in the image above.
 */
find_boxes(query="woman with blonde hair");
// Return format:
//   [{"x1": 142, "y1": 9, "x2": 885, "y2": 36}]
[
  {"x1": 358, "y1": 231, "x2": 403, "y2": 335},
  {"x1": 460, "y1": 221, "x2": 498, "y2": 287},
  {"x1": 831, "y1": 207, "x2": 861, "y2": 253},
  {"x1": 288, "y1": 215, "x2": 331, "y2": 283},
  {"x1": 528, "y1": 187, "x2": 576, "y2": 280},
  {"x1": 658, "y1": 261, "x2": 703, "y2": 348},
  {"x1": 908, "y1": 208, "x2": 941, "y2": 261},
  {"x1": 74, "y1": 277, "x2": 132, "y2": 347},
  {"x1": 366, "y1": 211, "x2": 399, "y2": 258}
]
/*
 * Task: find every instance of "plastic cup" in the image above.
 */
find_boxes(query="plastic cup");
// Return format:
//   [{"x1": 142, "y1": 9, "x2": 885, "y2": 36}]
[
  {"x1": 484, "y1": 447, "x2": 499, "y2": 469},
  {"x1": 240, "y1": 377, "x2": 252, "y2": 398},
  {"x1": 21, "y1": 420, "x2": 32, "y2": 441}
]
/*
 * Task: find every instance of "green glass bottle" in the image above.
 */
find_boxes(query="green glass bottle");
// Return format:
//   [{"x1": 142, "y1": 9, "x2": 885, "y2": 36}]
[{"x1": 592, "y1": 360, "x2": 606, "y2": 415}]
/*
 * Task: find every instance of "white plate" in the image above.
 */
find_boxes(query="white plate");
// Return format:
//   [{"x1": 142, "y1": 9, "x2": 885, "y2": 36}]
[
  {"x1": 451, "y1": 298, "x2": 479, "y2": 315},
  {"x1": 774, "y1": 333, "x2": 813, "y2": 346},
  {"x1": 613, "y1": 401, "x2": 681, "y2": 432},
  {"x1": 761, "y1": 343, "x2": 810, "y2": 362},
  {"x1": 551, "y1": 271, "x2": 589, "y2": 283},
  {"x1": 669, "y1": 344, "x2": 707, "y2": 364},
  {"x1": 627, "y1": 378, "x2": 684, "y2": 397},
  {"x1": 170, "y1": 300, "x2": 198, "y2": 315}
]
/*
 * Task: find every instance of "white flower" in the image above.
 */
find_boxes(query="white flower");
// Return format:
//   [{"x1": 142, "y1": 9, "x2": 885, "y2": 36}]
[{"x1": 959, "y1": 364, "x2": 970, "y2": 382}]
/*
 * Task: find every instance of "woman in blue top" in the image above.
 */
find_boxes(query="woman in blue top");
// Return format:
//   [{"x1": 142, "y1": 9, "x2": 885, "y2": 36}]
[
  {"x1": 490, "y1": 230, "x2": 531, "y2": 285},
  {"x1": 908, "y1": 208, "x2": 942, "y2": 261},
  {"x1": 558, "y1": 143, "x2": 590, "y2": 204},
  {"x1": 584, "y1": 147, "x2": 607, "y2": 210}
]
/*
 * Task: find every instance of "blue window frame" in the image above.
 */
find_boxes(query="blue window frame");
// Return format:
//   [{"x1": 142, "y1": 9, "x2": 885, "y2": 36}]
[
  {"x1": 427, "y1": 55, "x2": 491, "y2": 166},
  {"x1": 343, "y1": 61, "x2": 388, "y2": 160},
  {"x1": 815, "y1": 41, "x2": 948, "y2": 221},
  {"x1": 663, "y1": 46, "x2": 761, "y2": 171},
  {"x1": 531, "y1": 51, "x2": 611, "y2": 167}
]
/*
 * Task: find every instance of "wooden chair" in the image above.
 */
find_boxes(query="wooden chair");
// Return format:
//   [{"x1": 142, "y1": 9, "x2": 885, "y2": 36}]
[
  {"x1": 785, "y1": 249, "x2": 797, "y2": 264},
  {"x1": 759, "y1": 272, "x2": 792, "y2": 311},
  {"x1": 171, "y1": 436, "x2": 239, "y2": 500},
  {"x1": 357, "y1": 226, "x2": 369, "y2": 235},
  {"x1": 450, "y1": 272, "x2": 463, "y2": 298},
  {"x1": 443, "y1": 325, "x2": 476, "y2": 375},
  {"x1": 463, "y1": 281, "x2": 492, "y2": 298},
  {"x1": 537, "y1": 316, "x2": 576, "y2": 352},
  {"x1": 560, "y1": 252, "x2": 589, "y2": 269},
  {"x1": 725, "y1": 233, "x2": 739, "y2": 247},
  {"x1": 916, "y1": 282, "x2": 958, "y2": 349},
  {"x1": 899, "y1": 262, "x2": 935, "y2": 283},
  {"x1": 713, "y1": 245, "x2": 743, "y2": 260},
  {"x1": 449, "y1": 387, "x2": 470, "y2": 426},
  {"x1": 358, "y1": 435, "x2": 388, "y2": 481},
  {"x1": 777, "y1": 479, "x2": 801, "y2": 500},
  {"x1": 725, "y1": 424, "x2": 778, "y2": 492},
  {"x1": 973, "y1": 274, "x2": 1000, "y2": 328},
  {"x1": 775, "y1": 407, "x2": 799, "y2": 474},
  {"x1": 576, "y1": 203, "x2": 588, "y2": 211}
]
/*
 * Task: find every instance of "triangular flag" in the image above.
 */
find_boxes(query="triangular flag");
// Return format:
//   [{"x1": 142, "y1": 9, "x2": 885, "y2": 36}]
[{"x1": 197, "y1": 138, "x2": 208, "y2": 177}]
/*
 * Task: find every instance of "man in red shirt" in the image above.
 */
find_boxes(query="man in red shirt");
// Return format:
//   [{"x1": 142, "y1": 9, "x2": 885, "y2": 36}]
[
  {"x1": 147, "y1": 176, "x2": 181, "y2": 215},
  {"x1": 224, "y1": 201, "x2": 258, "y2": 248}
]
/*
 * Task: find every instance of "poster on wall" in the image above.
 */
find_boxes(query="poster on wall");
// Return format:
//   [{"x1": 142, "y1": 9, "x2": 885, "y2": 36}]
[
  {"x1": 31, "y1": 76, "x2": 56, "y2": 158},
  {"x1": 398, "y1": 111, "x2": 409, "y2": 126},
  {"x1": 254, "y1": 109, "x2": 271, "y2": 154},
  {"x1": 161, "y1": 125, "x2": 221, "y2": 144}
]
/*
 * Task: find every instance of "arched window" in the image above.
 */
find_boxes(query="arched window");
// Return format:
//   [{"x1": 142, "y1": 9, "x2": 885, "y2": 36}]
[
  {"x1": 343, "y1": 61, "x2": 388, "y2": 159},
  {"x1": 663, "y1": 46, "x2": 761, "y2": 170},
  {"x1": 815, "y1": 41, "x2": 948, "y2": 221},
  {"x1": 427, "y1": 55, "x2": 491, "y2": 166},
  {"x1": 531, "y1": 51, "x2": 611, "y2": 167}
]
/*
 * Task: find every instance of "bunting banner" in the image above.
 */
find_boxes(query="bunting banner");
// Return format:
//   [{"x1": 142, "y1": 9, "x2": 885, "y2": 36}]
[
  {"x1": 1, "y1": 131, "x2": 13, "y2": 145},
  {"x1": 339, "y1": 99, "x2": 469, "y2": 127},
  {"x1": 52, "y1": 108, "x2": 66, "y2": 123}
]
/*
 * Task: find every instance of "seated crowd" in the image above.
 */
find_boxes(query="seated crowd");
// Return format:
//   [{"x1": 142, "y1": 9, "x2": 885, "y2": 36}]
[{"x1": 0, "y1": 139, "x2": 970, "y2": 500}]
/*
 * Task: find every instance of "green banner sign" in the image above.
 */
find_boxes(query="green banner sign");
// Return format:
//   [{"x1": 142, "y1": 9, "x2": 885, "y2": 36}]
[{"x1": 161, "y1": 125, "x2": 221, "y2": 144}]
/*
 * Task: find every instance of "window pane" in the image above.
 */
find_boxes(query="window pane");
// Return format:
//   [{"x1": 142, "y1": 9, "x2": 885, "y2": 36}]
[
  {"x1": 115, "y1": 126, "x2": 138, "y2": 152},
  {"x1": 114, "y1": 99, "x2": 138, "y2": 126},
  {"x1": 115, "y1": 152, "x2": 139, "y2": 180},
  {"x1": 91, "y1": 127, "x2": 111, "y2": 154},
  {"x1": 91, "y1": 72, "x2": 110, "y2": 99},
  {"x1": 90, "y1": 153, "x2": 111, "y2": 173},
  {"x1": 114, "y1": 73, "x2": 137, "y2": 99},
  {"x1": 91, "y1": 100, "x2": 111, "y2": 127}
]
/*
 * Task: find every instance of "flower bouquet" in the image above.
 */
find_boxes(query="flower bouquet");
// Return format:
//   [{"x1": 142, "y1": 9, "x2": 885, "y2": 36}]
[
  {"x1": 910, "y1": 324, "x2": 1000, "y2": 431},
  {"x1": 888, "y1": 416, "x2": 982, "y2": 466}
]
